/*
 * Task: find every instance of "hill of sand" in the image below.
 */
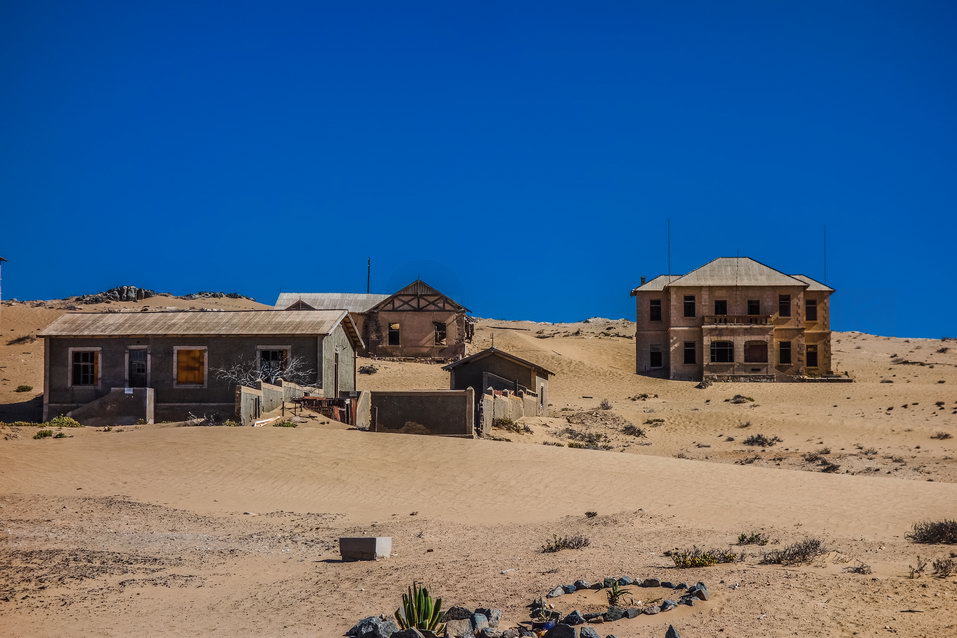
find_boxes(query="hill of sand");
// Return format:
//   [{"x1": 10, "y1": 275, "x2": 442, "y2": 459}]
[{"x1": 1, "y1": 299, "x2": 956, "y2": 637}]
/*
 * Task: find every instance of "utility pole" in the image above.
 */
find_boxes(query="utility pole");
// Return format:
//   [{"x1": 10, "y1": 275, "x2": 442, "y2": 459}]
[{"x1": 366, "y1": 258, "x2": 371, "y2": 294}]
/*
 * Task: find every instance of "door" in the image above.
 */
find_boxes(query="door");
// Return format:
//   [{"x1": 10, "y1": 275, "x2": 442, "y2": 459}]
[
  {"x1": 333, "y1": 352, "x2": 340, "y2": 397},
  {"x1": 128, "y1": 349, "x2": 148, "y2": 387}
]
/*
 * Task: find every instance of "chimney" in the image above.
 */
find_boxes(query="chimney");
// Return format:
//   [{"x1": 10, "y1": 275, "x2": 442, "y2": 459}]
[{"x1": 640, "y1": 276, "x2": 647, "y2": 285}]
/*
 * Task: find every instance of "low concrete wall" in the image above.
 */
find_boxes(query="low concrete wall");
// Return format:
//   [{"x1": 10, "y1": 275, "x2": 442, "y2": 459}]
[
  {"x1": 281, "y1": 380, "x2": 319, "y2": 401},
  {"x1": 257, "y1": 381, "x2": 284, "y2": 414},
  {"x1": 235, "y1": 385, "x2": 262, "y2": 426},
  {"x1": 355, "y1": 390, "x2": 372, "y2": 429},
  {"x1": 479, "y1": 389, "x2": 540, "y2": 433},
  {"x1": 67, "y1": 387, "x2": 154, "y2": 426},
  {"x1": 370, "y1": 389, "x2": 474, "y2": 437}
]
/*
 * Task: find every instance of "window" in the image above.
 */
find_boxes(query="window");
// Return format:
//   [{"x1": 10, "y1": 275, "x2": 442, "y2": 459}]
[
  {"x1": 388, "y1": 323, "x2": 401, "y2": 346},
  {"x1": 433, "y1": 321, "x2": 447, "y2": 345},
  {"x1": 806, "y1": 298, "x2": 818, "y2": 321},
  {"x1": 683, "y1": 295, "x2": 696, "y2": 318},
  {"x1": 714, "y1": 299, "x2": 728, "y2": 315},
  {"x1": 807, "y1": 344, "x2": 819, "y2": 368},
  {"x1": 744, "y1": 341, "x2": 768, "y2": 363},
  {"x1": 649, "y1": 345, "x2": 663, "y2": 368},
  {"x1": 747, "y1": 300, "x2": 760, "y2": 315},
  {"x1": 683, "y1": 341, "x2": 696, "y2": 364},
  {"x1": 258, "y1": 347, "x2": 289, "y2": 380},
  {"x1": 174, "y1": 348, "x2": 206, "y2": 386},
  {"x1": 779, "y1": 341, "x2": 792, "y2": 365},
  {"x1": 778, "y1": 294, "x2": 791, "y2": 317},
  {"x1": 649, "y1": 299, "x2": 662, "y2": 321},
  {"x1": 70, "y1": 349, "x2": 99, "y2": 386},
  {"x1": 710, "y1": 341, "x2": 734, "y2": 363}
]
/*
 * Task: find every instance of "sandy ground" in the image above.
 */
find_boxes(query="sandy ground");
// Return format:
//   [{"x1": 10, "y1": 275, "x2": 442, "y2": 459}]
[{"x1": 1, "y1": 300, "x2": 956, "y2": 637}]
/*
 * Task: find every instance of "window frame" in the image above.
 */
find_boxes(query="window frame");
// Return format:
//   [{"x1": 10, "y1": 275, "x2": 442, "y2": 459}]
[
  {"x1": 779, "y1": 341, "x2": 792, "y2": 365},
  {"x1": 649, "y1": 299, "x2": 662, "y2": 322},
  {"x1": 683, "y1": 341, "x2": 696, "y2": 365},
  {"x1": 683, "y1": 295, "x2": 696, "y2": 318},
  {"x1": 433, "y1": 321, "x2": 447, "y2": 345},
  {"x1": 387, "y1": 323, "x2": 401, "y2": 346},
  {"x1": 714, "y1": 299, "x2": 728, "y2": 316},
  {"x1": 649, "y1": 344, "x2": 663, "y2": 369},
  {"x1": 743, "y1": 340, "x2": 769, "y2": 363},
  {"x1": 806, "y1": 344, "x2": 819, "y2": 368},
  {"x1": 68, "y1": 347, "x2": 102, "y2": 388},
  {"x1": 747, "y1": 299, "x2": 761, "y2": 316},
  {"x1": 173, "y1": 346, "x2": 208, "y2": 388},
  {"x1": 778, "y1": 294, "x2": 792, "y2": 317},
  {"x1": 710, "y1": 341, "x2": 734, "y2": 363},
  {"x1": 806, "y1": 298, "x2": 818, "y2": 321},
  {"x1": 256, "y1": 345, "x2": 291, "y2": 381}
]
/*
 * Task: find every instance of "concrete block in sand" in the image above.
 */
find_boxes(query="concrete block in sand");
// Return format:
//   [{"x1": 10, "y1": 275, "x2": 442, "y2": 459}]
[{"x1": 339, "y1": 537, "x2": 392, "y2": 561}]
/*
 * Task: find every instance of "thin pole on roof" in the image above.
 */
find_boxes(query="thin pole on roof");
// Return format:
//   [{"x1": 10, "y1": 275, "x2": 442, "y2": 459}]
[
  {"x1": 367, "y1": 257, "x2": 371, "y2": 294},
  {"x1": 667, "y1": 218, "x2": 672, "y2": 283}
]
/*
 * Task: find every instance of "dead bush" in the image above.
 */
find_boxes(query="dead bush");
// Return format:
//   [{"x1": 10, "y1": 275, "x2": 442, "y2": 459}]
[
  {"x1": 908, "y1": 520, "x2": 957, "y2": 544},
  {"x1": 762, "y1": 538, "x2": 827, "y2": 565}
]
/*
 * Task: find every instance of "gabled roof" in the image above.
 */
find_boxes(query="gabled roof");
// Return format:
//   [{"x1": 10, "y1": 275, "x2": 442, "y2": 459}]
[
  {"x1": 789, "y1": 274, "x2": 834, "y2": 292},
  {"x1": 39, "y1": 310, "x2": 364, "y2": 349},
  {"x1": 369, "y1": 280, "x2": 469, "y2": 313},
  {"x1": 274, "y1": 292, "x2": 389, "y2": 313},
  {"x1": 632, "y1": 257, "x2": 829, "y2": 293},
  {"x1": 442, "y1": 347, "x2": 555, "y2": 377}
]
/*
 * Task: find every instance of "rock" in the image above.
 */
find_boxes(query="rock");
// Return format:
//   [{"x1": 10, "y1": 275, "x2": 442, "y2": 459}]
[
  {"x1": 674, "y1": 583, "x2": 688, "y2": 590},
  {"x1": 624, "y1": 608, "x2": 640, "y2": 619},
  {"x1": 660, "y1": 581, "x2": 675, "y2": 589},
  {"x1": 584, "y1": 613, "x2": 604, "y2": 621},
  {"x1": 579, "y1": 628, "x2": 601, "y2": 638},
  {"x1": 544, "y1": 625, "x2": 577, "y2": 638},
  {"x1": 573, "y1": 580, "x2": 591, "y2": 590},
  {"x1": 602, "y1": 577, "x2": 617, "y2": 588},
  {"x1": 562, "y1": 610, "x2": 586, "y2": 625},
  {"x1": 391, "y1": 631, "x2": 425, "y2": 638},
  {"x1": 347, "y1": 615, "x2": 398, "y2": 637},
  {"x1": 689, "y1": 582, "x2": 709, "y2": 600},
  {"x1": 471, "y1": 612, "x2": 489, "y2": 631},
  {"x1": 617, "y1": 576, "x2": 634, "y2": 586},
  {"x1": 660, "y1": 600, "x2": 677, "y2": 612},
  {"x1": 476, "y1": 608, "x2": 502, "y2": 627},
  {"x1": 547, "y1": 586, "x2": 565, "y2": 598},
  {"x1": 642, "y1": 606, "x2": 660, "y2": 615},
  {"x1": 562, "y1": 584, "x2": 577, "y2": 594},
  {"x1": 642, "y1": 578, "x2": 661, "y2": 588},
  {"x1": 477, "y1": 630, "x2": 502, "y2": 638},
  {"x1": 678, "y1": 595, "x2": 694, "y2": 606},
  {"x1": 590, "y1": 581, "x2": 604, "y2": 590},
  {"x1": 444, "y1": 617, "x2": 474, "y2": 637},
  {"x1": 604, "y1": 607, "x2": 625, "y2": 622},
  {"x1": 665, "y1": 626, "x2": 681, "y2": 638}
]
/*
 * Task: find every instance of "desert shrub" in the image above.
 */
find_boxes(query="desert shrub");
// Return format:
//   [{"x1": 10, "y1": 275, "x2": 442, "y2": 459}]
[
  {"x1": 670, "y1": 546, "x2": 741, "y2": 568},
  {"x1": 737, "y1": 421, "x2": 752, "y2": 428},
  {"x1": 584, "y1": 511, "x2": 598, "y2": 518},
  {"x1": 606, "y1": 581, "x2": 632, "y2": 606},
  {"x1": 844, "y1": 561, "x2": 873, "y2": 575},
  {"x1": 932, "y1": 558, "x2": 955, "y2": 578},
  {"x1": 541, "y1": 534, "x2": 590, "y2": 553},
  {"x1": 561, "y1": 427, "x2": 610, "y2": 447},
  {"x1": 358, "y1": 364, "x2": 379, "y2": 375},
  {"x1": 802, "y1": 452, "x2": 823, "y2": 463},
  {"x1": 394, "y1": 582, "x2": 444, "y2": 632},
  {"x1": 46, "y1": 415, "x2": 82, "y2": 428},
  {"x1": 494, "y1": 418, "x2": 531, "y2": 434},
  {"x1": 931, "y1": 431, "x2": 953, "y2": 440},
  {"x1": 643, "y1": 418, "x2": 664, "y2": 425},
  {"x1": 622, "y1": 424, "x2": 646, "y2": 437},
  {"x1": 598, "y1": 399, "x2": 612, "y2": 410},
  {"x1": 15, "y1": 385, "x2": 32, "y2": 393},
  {"x1": 568, "y1": 441, "x2": 613, "y2": 450},
  {"x1": 737, "y1": 531, "x2": 770, "y2": 546},
  {"x1": 272, "y1": 421, "x2": 298, "y2": 428},
  {"x1": 727, "y1": 394, "x2": 754, "y2": 404},
  {"x1": 908, "y1": 520, "x2": 957, "y2": 544},
  {"x1": 542, "y1": 441, "x2": 564, "y2": 447},
  {"x1": 762, "y1": 538, "x2": 827, "y2": 565},
  {"x1": 743, "y1": 434, "x2": 782, "y2": 447},
  {"x1": 7, "y1": 335, "x2": 35, "y2": 345},
  {"x1": 53, "y1": 432, "x2": 67, "y2": 439},
  {"x1": 819, "y1": 461, "x2": 841, "y2": 473},
  {"x1": 909, "y1": 555, "x2": 928, "y2": 578},
  {"x1": 33, "y1": 429, "x2": 53, "y2": 439}
]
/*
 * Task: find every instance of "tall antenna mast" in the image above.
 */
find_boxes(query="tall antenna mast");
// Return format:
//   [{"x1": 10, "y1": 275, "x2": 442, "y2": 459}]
[
  {"x1": 366, "y1": 257, "x2": 371, "y2": 294},
  {"x1": 667, "y1": 218, "x2": 672, "y2": 282}
]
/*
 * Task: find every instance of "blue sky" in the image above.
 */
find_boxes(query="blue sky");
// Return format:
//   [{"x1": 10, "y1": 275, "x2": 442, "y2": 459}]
[{"x1": 1, "y1": 1, "x2": 955, "y2": 337}]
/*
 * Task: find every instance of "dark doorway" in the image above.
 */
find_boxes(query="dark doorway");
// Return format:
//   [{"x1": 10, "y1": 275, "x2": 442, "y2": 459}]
[{"x1": 128, "y1": 349, "x2": 148, "y2": 387}]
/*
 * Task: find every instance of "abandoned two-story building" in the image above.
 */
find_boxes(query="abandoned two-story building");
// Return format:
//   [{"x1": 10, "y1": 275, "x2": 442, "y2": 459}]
[
  {"x1": 276, "y1": 280, "x2": 470, "y2": 360},
  {"x1": 39, "y1": 310, "x2": 363, "y2": 422},
  {"x1": 631, "y1": 257, "x2": 833, "y2": 381}
]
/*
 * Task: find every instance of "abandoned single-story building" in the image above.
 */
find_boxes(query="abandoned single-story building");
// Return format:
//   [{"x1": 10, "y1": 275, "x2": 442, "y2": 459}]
[
  {"x1": 276, "y1": 280, "x2": 470, "y2": 360},
  {"x1": 443, "y1": 347, "x2": 554, "y2": 414},
  {"x1": 39, "y1": 310, "x2": 363, "y2": 423}
]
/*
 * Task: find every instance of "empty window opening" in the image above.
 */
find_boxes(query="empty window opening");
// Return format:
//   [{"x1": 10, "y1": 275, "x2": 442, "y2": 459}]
[
  {"x1": 683, "y1": 296, "x2": 696, "y2": 318},
  {"x1": 744, "y1": 341, "x2": 768, "y2": 363},
  {"x1": 683, "y1": 341, "x2": 696, "y2": 364},
  {"x1": 258, "y1": 348, "x2": 289, "y2": 381},
  {"x1": 388, "y1": 323, "x2": 401, "y2": 346},
  {"x1": 175, "y1": 348, "x2": 206, "y2": 386},
  {"x1": 778, "y1": 294, "x2": 791, "y2": 317},
  {"x1": 433, "y1": 321, "x2": 447, "y2": 345},
  {"x1": 71, "y1": 350, "x2": 99, "y2": 386},
  {"x1": 807, "y1": 344, "x2": 819, "y2": 368},
  {"x1": 779, "y1": 341, "x2": 792, "y2": 365},
  {"x1": 710, "y1": 341, "x2": 734, "y2": 363},
  {"x1": 649, "y1": 299, "x2": 662, "y2": 321},
  {"x1": 806, "y1": 298, "x2": 818, "y2": 321},
  {"x1": 714, "y1": 299, "x2": 728, "y2": 315},
  {"x1": 649, "y1": 345, "x2": 663, "y2": 368},
  {"x1": 747, "y1": 300, "x2": 760, "y2": 315}
]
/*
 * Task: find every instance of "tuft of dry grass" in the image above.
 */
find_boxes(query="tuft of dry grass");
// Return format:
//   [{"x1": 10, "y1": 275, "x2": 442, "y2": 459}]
[{"x1": 762, "y1": 538, "x2": 827, "y2": 565}]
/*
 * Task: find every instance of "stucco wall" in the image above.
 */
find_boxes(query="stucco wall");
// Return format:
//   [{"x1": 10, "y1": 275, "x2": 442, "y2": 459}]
[
  {"x1": 370, "y1": 389, "x2": 474, "y2": 437},
  {"x1": 365, "y1": 310, "x2": 465, "y2": 359}
]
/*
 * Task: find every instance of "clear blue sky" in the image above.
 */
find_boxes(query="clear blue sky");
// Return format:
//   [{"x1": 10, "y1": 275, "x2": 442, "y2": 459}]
[{"x1": 1, "y1": 1, "x2": 955, "y2": 337}]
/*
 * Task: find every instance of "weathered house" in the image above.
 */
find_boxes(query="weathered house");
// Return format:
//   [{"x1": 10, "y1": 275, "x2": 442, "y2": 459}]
[
  {"x1": 39, "y1": 310, "x2": 363, "y2": 422},
  {"x1": 631, "y1": 257, "x2": 833, "y2": 381},
  {"x1": 443, "y1": 347, "x2": 554, "y2": 414},
  {"x1": 276, "y1": 280, "x2": 470, "y2": 360}
]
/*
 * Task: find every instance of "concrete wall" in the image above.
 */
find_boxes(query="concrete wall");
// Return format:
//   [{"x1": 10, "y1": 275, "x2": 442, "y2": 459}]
[
  {"x1": 257, "y1": 381, "x2": 284, "y2": 414},
  {"x1": 370, "y1": 389, "x2": 474, "y2": 437},
  {"x1": 235, "y1": 385, "x2": 262, "y2": 426},
  {"x1": 61, "y1": 387, "x2": 154, "y2": 426},
  {"x1": 479, "y1": 389, "x2": 541, "y2": 432}
]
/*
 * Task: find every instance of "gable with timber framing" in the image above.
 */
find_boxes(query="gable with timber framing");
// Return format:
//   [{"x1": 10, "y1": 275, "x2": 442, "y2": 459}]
[{"x1": 369, "y1": 280, "x2": 469, "y2": 313}]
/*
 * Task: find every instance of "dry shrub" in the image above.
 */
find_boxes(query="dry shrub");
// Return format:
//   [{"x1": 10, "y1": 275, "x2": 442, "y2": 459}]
[
  {"x1": 908, "y1": 520, "x2": 957, "y2": 544},
  {"x1": 541, "y1": 534, "x2": 590, "y2": 553},
  {"x1": 762, "y1": 538, "x2": 827, "y2": 565}
]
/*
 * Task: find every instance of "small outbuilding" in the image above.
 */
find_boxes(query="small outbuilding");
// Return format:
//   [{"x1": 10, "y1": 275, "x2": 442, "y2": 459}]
[{"x1": 443, "y1": 347, "x2": 554, "y2": 414}]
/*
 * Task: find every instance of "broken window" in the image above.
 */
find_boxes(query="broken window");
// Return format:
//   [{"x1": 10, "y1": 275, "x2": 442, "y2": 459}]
[
  {"x1": 744, "y1": 341, "x2": 768, "y2": 363},
  {"x1": 747, "y1": 300, "x2": 760, "y2": 315},
  {"x1": 388, "y1": 323, "x2": 401, "y2": 346},
  {"x1": 778, "y1": 294, "x2": 791, "y2": 317},
  {"x1": 649, "y1": 344, "x2": 663, "y2": 368},
  {"x1": 779, "y1": 341, "x2": 792, "y2": 365},
  {"x1": 175, "y1": 348, "x2": 206, "y2": 386},
  {"x1": 71, "y1": 350, "x2": 98, "y2": 386},
  {"x1": 710, "y1": 341, "x2": 734, "y2": 363},
  {"x1": 649, "y1": 299, "x2": 662, "y2": 321},
  {"x1": 807, "y1": 344, "x2": 819, "y2": 368},
  {"x1": 806, "y1": 298, "x2": 818, "y2": 321},
  {"x1": 683, "y1": 296, "x2": 696, "y2": 318},
  {"x1": 683, "y1": 341, "x2": 696, "y2": 364},
  {"x1": 433, "y1": 322, "x2": 447, "y2": 345},
  {"x1": 258, "y1": 348, "x2": 289, "y2": 380},
  {"x1": 714, "y1": 299, "x2": 728, "y2": 316}
]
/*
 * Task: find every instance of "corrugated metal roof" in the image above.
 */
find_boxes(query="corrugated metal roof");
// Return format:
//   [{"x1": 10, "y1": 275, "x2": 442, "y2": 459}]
[
  {"x1": 274, "y1": 292, "x2": 389, "y2": 313},
  {"x1": 443, "y1": 347, "x2": 555, "y2": 376},
  {"x1": 40, "y1": 310, "x2": 349, "y2": 337},
  {"x1": 668, "y1": 258, "x2": 805, "y2": 287},
  {"x1": 631, "y1": 275, "x2": 680, "y2": 293},
  {"x1": 790, "y1": 274, "x2": 834, "y2": 292}
]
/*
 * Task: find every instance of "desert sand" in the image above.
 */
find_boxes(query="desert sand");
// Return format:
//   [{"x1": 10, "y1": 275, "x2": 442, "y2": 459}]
[{"x1": 1, "y1": 298, "x2": 955, "y2": 637}]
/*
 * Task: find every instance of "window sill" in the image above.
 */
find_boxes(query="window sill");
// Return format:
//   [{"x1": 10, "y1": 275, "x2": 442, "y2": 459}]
[{"x1": 174, "y1": 384, "x2": 207, "y2": 389}]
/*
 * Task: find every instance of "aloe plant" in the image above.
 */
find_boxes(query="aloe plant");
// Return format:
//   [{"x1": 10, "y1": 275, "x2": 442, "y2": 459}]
[{"x1": 395, "y1": 582, "x2": 445, "y2": 632}]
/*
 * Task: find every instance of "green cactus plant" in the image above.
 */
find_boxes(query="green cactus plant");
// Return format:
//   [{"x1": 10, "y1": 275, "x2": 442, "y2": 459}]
[{"x1": 395, "y1": 582, "x2": 445, "y2": 632}]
